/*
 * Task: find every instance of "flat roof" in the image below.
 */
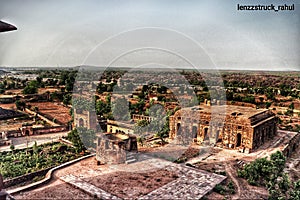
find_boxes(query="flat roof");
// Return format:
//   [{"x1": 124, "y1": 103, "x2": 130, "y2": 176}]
[{"x1": 180, "y1": 104, "x2": 270, "y2": 119}]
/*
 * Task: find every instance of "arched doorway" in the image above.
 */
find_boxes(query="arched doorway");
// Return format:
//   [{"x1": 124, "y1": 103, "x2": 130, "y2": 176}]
[
  {"x1": 25, "y1": 130, "x2": 30, "y2": 136},
  {"x1": 79, "y1": 118, "x2": 84, "y2": 127},
  {"x1": 236, "y1": 133, "x2": 242, "y2": 147},
  {"x1": 204, "y1": 127, "x2": 209, "y2": 140},
  {"x1": 176, "y1": 123, "x2": 181, "y2": 134},
  {"x1": 216, "y1": 130, "x2": 222, "y2": 143},
  {"x1": 261, "y1": 131, "x2": 265, "y2": 144},
  {"x1": 192, "y1": 126, "x2": 197, "y2": 139}
]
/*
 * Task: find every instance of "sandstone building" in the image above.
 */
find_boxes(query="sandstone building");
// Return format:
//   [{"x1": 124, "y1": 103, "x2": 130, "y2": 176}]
[
  {"x1": 106, "y1": 119, "x2": 134, "y2": 135},
  {"x1": 169, "y1": 102, "x2": 277, "y2": 153},
  {"x1": 96, "y1": 133, "x2": 138, "y2": 164}
]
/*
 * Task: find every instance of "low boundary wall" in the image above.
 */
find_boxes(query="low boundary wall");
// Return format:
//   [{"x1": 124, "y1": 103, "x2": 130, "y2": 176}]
[{"x1": 7, "y1": 153, "x2": 95, "y2": 195}]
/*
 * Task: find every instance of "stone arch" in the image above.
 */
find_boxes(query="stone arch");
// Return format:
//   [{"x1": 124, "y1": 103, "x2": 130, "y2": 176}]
[
  {"x1": 204, "y1": 127, "x2": 209, "y2": 140},
  {"x1": 79, "y1": 118, "x2": 84, "y2": 127},
  {"x1": 176, "y1": 123, "x2": 181, "y2": 134}
]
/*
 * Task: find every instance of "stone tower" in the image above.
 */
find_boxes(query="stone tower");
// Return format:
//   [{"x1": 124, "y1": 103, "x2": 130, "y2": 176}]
[{"x1": 74, "y1": 108, "x2": 98, "y2": 131}]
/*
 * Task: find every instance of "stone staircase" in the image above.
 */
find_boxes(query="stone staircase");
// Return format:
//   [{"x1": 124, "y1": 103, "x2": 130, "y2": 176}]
[{"x1": 125, "y1": 152, "x2": 138, "y2": 164}]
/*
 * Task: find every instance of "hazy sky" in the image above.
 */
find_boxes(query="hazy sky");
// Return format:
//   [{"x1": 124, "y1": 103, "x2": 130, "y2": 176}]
[{"x1": 0, "y1": 0, "x2": 299, "y2": 71}]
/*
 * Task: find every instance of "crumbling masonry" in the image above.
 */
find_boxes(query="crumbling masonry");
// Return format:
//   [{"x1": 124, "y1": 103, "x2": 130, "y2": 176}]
[{"x1": 169, "y1": 102, "x2": 276, "y2": 153}]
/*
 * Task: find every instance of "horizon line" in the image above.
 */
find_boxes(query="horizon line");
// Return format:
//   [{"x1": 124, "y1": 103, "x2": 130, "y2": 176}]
[{"x1": 0, "y1": 65, "x2": 299, "y2": 72}]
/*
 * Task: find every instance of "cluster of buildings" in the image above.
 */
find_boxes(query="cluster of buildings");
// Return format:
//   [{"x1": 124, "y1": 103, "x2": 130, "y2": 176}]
[{"x1": 73, "y1": 94, "x2": 299, "y2": 165}]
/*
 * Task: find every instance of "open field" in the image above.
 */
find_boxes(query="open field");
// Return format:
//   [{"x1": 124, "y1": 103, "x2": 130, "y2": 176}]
[{"x1": 27, "y1": 102, "x2": 71, "y2": 125}]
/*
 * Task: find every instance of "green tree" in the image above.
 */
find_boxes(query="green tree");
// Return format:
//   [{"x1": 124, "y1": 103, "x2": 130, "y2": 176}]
[
  {"x1": 96, "y1": 100, "x2": 111, "y2": 117},
  {"x1": 290, "y1": 179, "x2": 300, "y2": 199},
  {"x1": 23, "y1": 80, "x2": 39, "y2": 94},
  {"x1": 270, "y1": 151, "x2": 286, "y2": 175},
  {"x1": 63, "y1": 93, "x2": 72, "y2": 106},
  {"x1": 238, "y1": 151, "x2": 286, "y2": 186},
  {"x1": 137, "y1": 136, "x2": 145, "y2": 147},
  {"x1": 33, "y1": 141, "x2": 38, "y2": 155},
  {"x1": 15, "y1": 100, "x2": 26, "y2": 111},
  {"x1": 266, "y1": 102, "x2": 272, "y2": 109},
  {"x1": 77, "y1": 127, "x2": 96, "y2": 150},
  {"x1": 10, "y1": 144, "x2": 15, "y2": 152},
  {"x1": 112, "y1": 96, "x2": 130, "y2": 121},
  {"x1": 67, "y1": 129, "x2": 85, "y2": 153},
  {"x1": 36, "y1": 76, "x2": 42, "y2": 84},
  {"x1": 289, "y1": 103, "x2": 294, "y2": 110}
]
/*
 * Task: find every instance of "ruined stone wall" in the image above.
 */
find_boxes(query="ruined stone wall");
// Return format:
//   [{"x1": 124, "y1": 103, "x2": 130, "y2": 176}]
[
  {"x1": 96, "y1": 137, "x2": 126, "y2": 164},
  {"x1": 106, "y1": 120, "x2": 134, "y2": 135},
  {"x1": 19, "y1": 126, "x2": 67, "y2": 136},
  {"x1": 96, "y1": 134, "x2": 137, "y2": 164},
  {"x1": 107, "y1": 124, "x2": 134, "y2": 135},
  {"x1": 132, "y1": 114, "x2": 155, "y2": 122},
  {"x1": 33, "y1": 126, "x2": 67, "y2": 134},
  {"x1": 220, "y1": 117, "x2": 254, "y2": 152},
  {"x1": 169, "y1": 108, "x2": 277, "y2": 153},
  {"x1": 282, "y1": 132, "x2": 300, "y2": 157},
  {"x1": 252, "y1": 117, "x2": 277, "y2": 150},
  {"x1": 25, "y1": 108, "x2": 59, "y2": 126},
  {"x1": 3, "y1": 167, "x2": 53, "y2": 189}
]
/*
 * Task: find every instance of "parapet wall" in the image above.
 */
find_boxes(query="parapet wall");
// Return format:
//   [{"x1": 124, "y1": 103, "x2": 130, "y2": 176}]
[
  {"x1": 3, "y1": 167, "x2": 52, "y2": 189},
  {"x1": 282, "y1": 132, "x2": 300, "y2": 157}
]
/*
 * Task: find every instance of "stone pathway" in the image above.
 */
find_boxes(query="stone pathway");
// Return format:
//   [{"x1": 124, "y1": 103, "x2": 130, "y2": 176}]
[
  {"x1": 139, "y1": 164, "x2": 225, "y2": 199},
  {"x1": 60, "y1": 174, "x2": 121, "y2": 200}
]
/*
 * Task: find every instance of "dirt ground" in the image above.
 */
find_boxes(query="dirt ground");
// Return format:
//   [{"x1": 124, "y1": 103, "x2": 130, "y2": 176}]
[
  {"x1": 15, "y1": 180, "x2": 93, "y2": 200},
  {"x1": 28, "y1": 102, "x2": 71, "y2": 125},
  {"x1": 197, "y1": 160, "x2": 269, "y2": 200},
  {"x1": 84, "y1": 169, "x2": 178, "y2": 199},
  {"x1": 0, "y1": 103, "x2": 16, "y2": 110}
]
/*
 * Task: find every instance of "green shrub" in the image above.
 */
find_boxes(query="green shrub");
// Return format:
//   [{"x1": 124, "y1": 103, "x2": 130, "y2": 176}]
[{"x1": 213, "y1": 184, "x2": 226, "y2": 194}]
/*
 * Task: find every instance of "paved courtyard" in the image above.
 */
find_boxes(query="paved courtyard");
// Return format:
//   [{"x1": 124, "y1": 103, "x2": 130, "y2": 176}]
[{"x1": 60, "y1": 154, "x2": 226, "y2": 199}]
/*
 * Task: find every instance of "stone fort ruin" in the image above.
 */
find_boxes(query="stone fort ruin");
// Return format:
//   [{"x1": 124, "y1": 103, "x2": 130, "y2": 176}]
[
  {"x1": 74, "y1": 108, "x2": 98, "y2": 130},
  {"x1": 169, "y1": 101, "x2": 276, "y2": 153},
  {"x1": 74, "y1": 109, "x2": 138, "y2": 164},
  {"x1": 96, "y1": 133, "x2": 138, "y2": 164}
]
